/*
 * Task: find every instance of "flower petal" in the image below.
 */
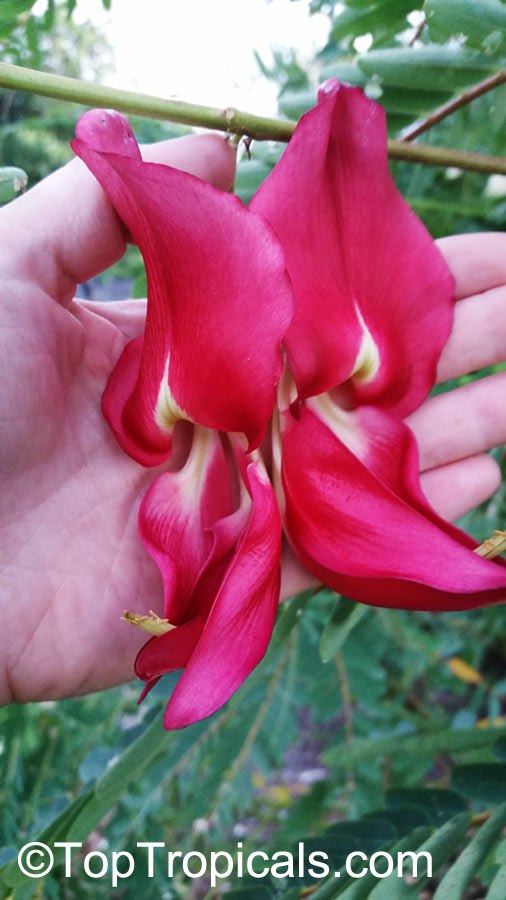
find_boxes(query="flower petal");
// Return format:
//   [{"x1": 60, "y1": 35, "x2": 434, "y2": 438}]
[
  {"x1": 279, "y1": 400, "x2": 506, "y2": 610},
  {"x1": 135, "y1": 428, "x2": 282, "y2": 728},
  {"x1": 164, "y1": 457, "x2": 282, "y2": 729},
  {"x1": 75, "y1": 108, "x2": 141, "y2": 160},
  {"x1": 138, "y1": 426, "x2": 236, "y2": 624},
  {"x1": 73, "y1": 110, "x2": 293, "y2": 461},
  {"x1": 135, "y1": 617, "x2": 206, "y2": 682},
  {"x1": 251, "y1": 80, "x2": 454, "y2": 416}
]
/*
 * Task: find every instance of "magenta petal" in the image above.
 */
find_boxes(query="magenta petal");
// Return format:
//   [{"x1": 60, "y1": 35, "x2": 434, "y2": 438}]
[
  {"x1": 251, "y1": 80, "x2": 454, "y2": 416},
  {"x1": 136, "y1": 430, "x2": 282, "y2": 728},
  {"x1": 163, "y1": 459, "x2": 282, "y2": 729},
  {"x1": 280, "y1": 401, "x2": 506, "y2": 611},
  {"x1": 138, "y1": 427, "x2": 235, "y2": 624},
  {"x1": 72, "y1": 114, "x2": 292, "y2": 457},
  {"x1": 135, "y1": 617, "x2": 206, "y2": 681},
  {"x1": 101, "y1": 336, "x2": 176, "y2": 467},
  {"x1": 75, "y1": 109, "x2": 142, "y2": 159}
]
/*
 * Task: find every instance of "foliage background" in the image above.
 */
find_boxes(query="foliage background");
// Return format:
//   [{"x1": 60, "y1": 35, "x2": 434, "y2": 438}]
[{"x1": 1, "y1": 1, "x2": 506, "y2": 897}]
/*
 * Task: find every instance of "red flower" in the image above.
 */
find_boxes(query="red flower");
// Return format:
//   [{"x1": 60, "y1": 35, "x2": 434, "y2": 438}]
[
  {"x1": 73, "y1": 111, "x2": 291, "y2": 728},
  {"x1": 251, "y1": 80, "x2": 506, "y2": 611},
  {"x1": 133, "y1": 429, "x2": 281, "y2": 729},
  {"x1": 73, "y1": 82, "x2": 506, "y2": 729}
]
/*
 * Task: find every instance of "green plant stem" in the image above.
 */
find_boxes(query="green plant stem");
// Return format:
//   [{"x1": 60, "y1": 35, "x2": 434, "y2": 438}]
[
  {"x1": 0, "y1": 62, "x2": 294, "y2": 140},
  {"x1": 402, "y1": 70, "x2": 506, "y2": 142},
  {"x1": 1, "y1": 62, "x2": 506, "y2": 175}
]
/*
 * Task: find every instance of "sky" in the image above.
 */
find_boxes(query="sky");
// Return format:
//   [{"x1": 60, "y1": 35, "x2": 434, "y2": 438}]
[{"x1": 42, "y1": 0, "x2": 330, "y2": 115}]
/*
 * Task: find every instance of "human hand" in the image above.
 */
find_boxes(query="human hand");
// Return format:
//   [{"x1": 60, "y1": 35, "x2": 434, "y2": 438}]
[
  {"x1": 0, "y1": 134, "x2": 236, "y2": 704},
  {"x1": 407, "y1": 233, "x2": 506, "y2": 519}
]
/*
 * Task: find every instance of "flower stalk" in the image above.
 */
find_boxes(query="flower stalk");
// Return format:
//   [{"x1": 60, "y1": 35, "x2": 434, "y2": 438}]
[{"x1": 1, "y1": 62, "x2": 506, "y2": 175}]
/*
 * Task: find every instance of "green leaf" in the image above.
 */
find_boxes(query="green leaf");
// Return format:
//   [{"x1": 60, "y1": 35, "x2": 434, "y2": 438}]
[
  {"x1": 0, "y1": 789, "x2": 93, "y2": 888},
  {"x1": 235, "y1": 159, "x2": 273, "y2": 204},
  {"x1": 433, "y1": 801, "x2": 506, "y2": 898},
  {"x1": 493, "y1": 736, "x2": 506, "y2": 761},
  {"x1": 224, "y1": 889, "x2": 274, "y2": 900},
  {"x1": 324, "y1": 725, "x2": 506, "y2": 770},
  {"x1": 426, "y1": 0, "x2": 506, "y2": 57},
  {"x1": 67, "y1": 713, "x2": 215, "y2": 840},
  {"x1": 359, "y1": 46, "x2": 498, "y2": 92},
  {"x1": 365, "y1": 805, "x2": 432, "y2": 836},
  {"x1": 309, "y1": 827, "x2": 431, "y2": 899},
  {"x1": 0, "y1": 708, "x2": 222, "y2": 887},
  {"x1": 274, "y1": 781, "x2": 331, "y2": 845},
  {"x1": 369, "y1": 813, "x2": 470, "y2": 898},
  {"x1": 320, "y1": 596, "x2": 369, "y2": 663},
  {"x1": 44, "y1": 0, "x2": 55, "y2": 28},
  {"x1": 319, "y1": 61, "x2": 368, "y2": 87},
  {"x1": 377, "y1": 86, "x2": 451, "y2": 116},
  {"x1": 325, "y1": 818, "x2": 397, "y2": 848},
  {"x1": 270, "y1": 590, "x2": 312, "y2": 649},
  {"x1": 493, "y1": 836, "x2": 506, "y2": 865},
  {"x1": 386, "y1": 788, "x2": 467, "y2": 826},
  {"x1": 343, "y1": 0, "x2": 422, "y2": 6},
  {"x1": 302, "y1": 833, "x2": 369, "y2": 875},
  {"x1": 331, "y1": 0, "x2": 419, "y2": 41},
  {"x1": 487, "y1": 865, "x2": 506, "y2": 900},
  {"x1": 0, "y1": 166, "x2": 28, "y2": 203},
  {"x1": 296, "y1": 822, "x2": 400, "y2": 888},
  {"x1": 408, "y1": 195, "x2": 497, "y2": 220},
  {"x1": 0, "y1": 0, "x2": 36, "y2": 23},
  {"x1": 274, "y1": 890, "x2": 301, "y2": 900},
  {"x1": 452, "y1": 763, "x2": 506, "y2": 805},
  {"x1": 278, "y1": 90, "x2": 317, "y2": 120}
]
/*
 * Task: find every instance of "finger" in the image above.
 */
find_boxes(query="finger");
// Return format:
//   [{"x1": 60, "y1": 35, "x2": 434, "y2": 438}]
[
  {"x1": 280, "y1": 544, "x2": 319, "y2": 601},
  {"x1": 407, "y1": 371, "x2": 506, "y2": 470},
  {"x1": 438, "y1": 232, "x2": 506, "y2": 300},
  {"x1": 420, "y1": 453, "x2": 501, "y2": 521},
  {"x1": 436, "y1": 285, "x2": 506, "y2": 383},
  {"x1": 74, "y1": 297, "x2": 147, "y2": 342},
  {"x1": 0, "y1": 132, "x2": 236, "y2": 304}
]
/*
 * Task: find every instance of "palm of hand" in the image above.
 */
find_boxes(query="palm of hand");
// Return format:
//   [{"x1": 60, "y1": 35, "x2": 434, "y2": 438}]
[{"x1": 0, "y1": 285, "x2": 157, "y2": 703}]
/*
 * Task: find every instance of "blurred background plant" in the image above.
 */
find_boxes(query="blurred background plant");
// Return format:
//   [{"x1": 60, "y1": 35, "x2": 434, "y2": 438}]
[{"x1": 1, "y1": 1, "x2": 506, "y2": 897}]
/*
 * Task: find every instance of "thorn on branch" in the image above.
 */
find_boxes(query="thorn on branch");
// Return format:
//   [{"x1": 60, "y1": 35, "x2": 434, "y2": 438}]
[{"x1": 242, "y1": 135, "x2": 253, "y2": 159}]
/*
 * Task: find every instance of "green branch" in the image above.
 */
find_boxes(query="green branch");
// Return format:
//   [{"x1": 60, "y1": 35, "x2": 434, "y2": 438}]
[
  {"x1": 1, "y1": 62, "x2": 506, "y2": 175},
  {"x1": 0, "y1": 62, "x2": 294, "y2": 141},
  {"x1": 402, "y1": 70, "x2": 506, "y2": 142}
]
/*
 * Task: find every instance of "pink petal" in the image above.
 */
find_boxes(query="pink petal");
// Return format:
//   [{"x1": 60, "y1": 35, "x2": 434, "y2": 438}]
[
  {"x1": 76, "y1": 108, "x2": 141, "y2": 160},
  {"x1": 163, "y1": 458, "x2": 282, "y2": 729},
  {"x1": 279, "y1": 400, "x2": 506, "y2": 611},
  {"x1": 251, "y1": 80, "x2": 454, "y2": 416},
  {"x1": 101, "y1": 336, "x2": 172, "y2": 467},
  {"x1": 138, "y1": 427, "x2": 236, "y2": 624},
  {"x1": 135, "y1": 429, "x2": 282, "y2": 727},
  {"x1": 135, "y1": 617, "x2": 206, "y2": 681},
  {"x1": 73, "y1": 111, "x2": 292, "y2": 461}
]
